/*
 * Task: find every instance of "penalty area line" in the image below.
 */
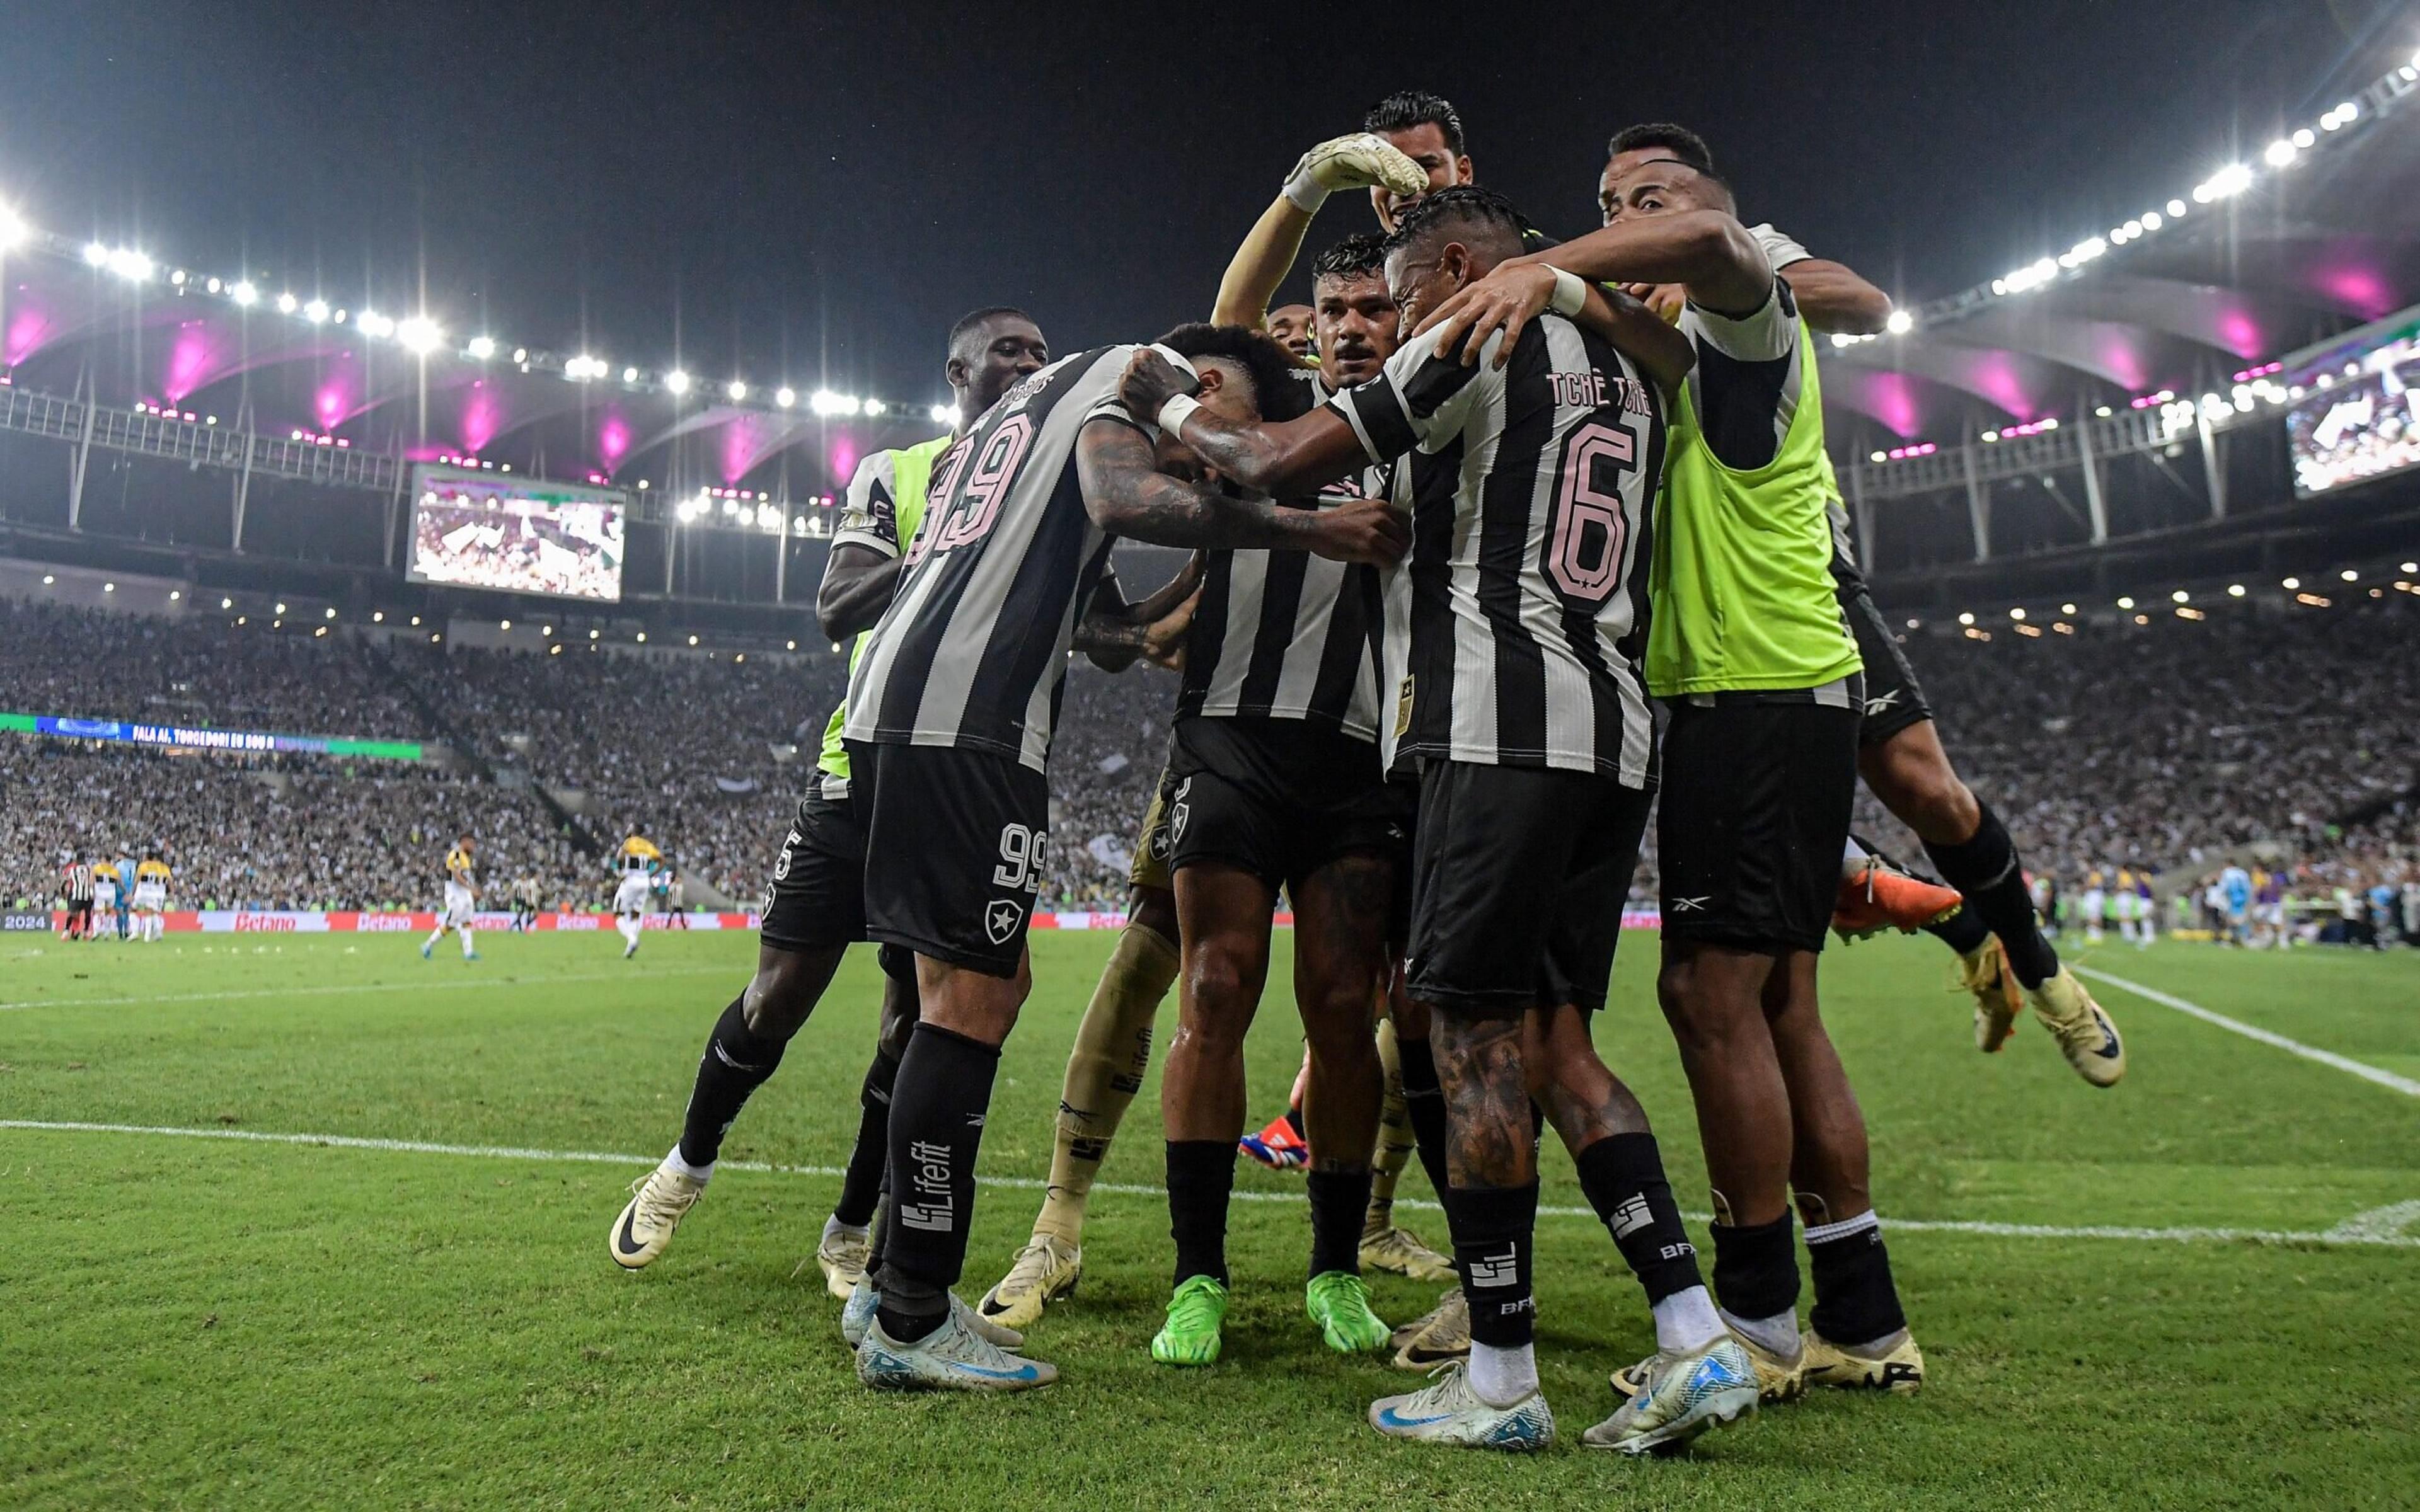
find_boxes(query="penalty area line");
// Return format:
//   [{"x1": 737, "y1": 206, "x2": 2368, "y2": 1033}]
[
  {"x1": 3, "y1": 1118, "x2": 2414, "y2": 1249},
  {"x1": 2074, "y1": 966, "x2": 2420, "y2": 1099}
]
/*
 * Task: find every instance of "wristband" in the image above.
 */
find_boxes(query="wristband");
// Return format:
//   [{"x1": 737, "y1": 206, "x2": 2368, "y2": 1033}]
[
  {"x1": 1282, "y1": 175, "x2": 1330, "y2": 214},
  {"x1": 1156, "y1": 392, "x2": 1203, "y2": 437},
  {"x1": 1548, "y1": 266, "x2": 1589, "y2": 318}
]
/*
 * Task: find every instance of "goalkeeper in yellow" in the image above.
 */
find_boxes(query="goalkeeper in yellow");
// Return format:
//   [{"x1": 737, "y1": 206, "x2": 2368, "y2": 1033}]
[{"x1": 132, "y1": 852, "x2": 172, "y2": 942}]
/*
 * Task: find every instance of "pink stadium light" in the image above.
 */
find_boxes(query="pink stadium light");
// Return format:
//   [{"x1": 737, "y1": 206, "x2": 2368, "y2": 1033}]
[
  {"x1": 599, "y1": 413, "x2": 630, "y2": 467},
  {"x1": 831, "y1": 441, "x2": 856, "y2": 486},
  {"x1": 2215, "y1": 309, "x2": 2264, "y2": 359},
  {"x1": 2313, "y1": 265, "x2": 2394, "y2": 321},
  {"x1": 460, "y1": 382, "x2": 503, "y2": 454},
  {"x1": 6, "y1": 304, "x2": 54, "y2": 367}
]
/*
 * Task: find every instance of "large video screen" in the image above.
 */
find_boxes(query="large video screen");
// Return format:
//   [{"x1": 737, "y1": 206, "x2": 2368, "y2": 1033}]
[
  {"x1": 2285, "y1": 304, "x2": 2420, "y2": 497},
  {"x1": 406, "y1": 466, "x2": 627, "y2": 601}
]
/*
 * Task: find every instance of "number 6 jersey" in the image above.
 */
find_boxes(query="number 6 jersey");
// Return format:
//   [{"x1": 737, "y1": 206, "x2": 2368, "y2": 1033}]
[
  {"x1": 1325, "y1": 314, "x2": 1667, "y2": 788},
  {"x1": 842, "y1": 346, "x2": 1155, "y2": 773}
]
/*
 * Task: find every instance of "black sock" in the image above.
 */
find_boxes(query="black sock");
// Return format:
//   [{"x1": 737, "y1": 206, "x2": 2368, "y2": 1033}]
[
  {"x1": 1922, "y1": 901, "x2": 1992, "y2": 956},
  {"x1": 1282, "y1": 1106, "x2": 1306, "y2": 1138},
  {"x1": 833, "y1": 1046, "x2": 901, "y2": 1228},
  {"x1": 1806, "y1": 1215, "x2": 1908, "y2": 1346},
  {"x1": 872, "y1": 1022, "x2": 1000, "y2": 1343},
  {"x1": 1166, "y1": 1140, "x2": 1236, "y2": 1286},
  {"x1": 1306, "y1": 1166, "x2": 1374, "y2": 1279},
  {"x1": 1708, "y1": 1212, "x2": 1800, "y2": 1322},
  {"x1": 1395, "y1": 1035, "x2": 1452, "y2": 1201},
  {"x1": 1573, "y1": 1134, "x2": 1705, "y2": 1305},
  {"x1": 676, "y1": 997, "x2": 791, "y2": 1169},
  {"x1": 1924, "y1": 800, "x2": 2060, "y2": 989},
  {"x1": 1441, "y1": 1182, "x2": 1538, "y2": 1349}
]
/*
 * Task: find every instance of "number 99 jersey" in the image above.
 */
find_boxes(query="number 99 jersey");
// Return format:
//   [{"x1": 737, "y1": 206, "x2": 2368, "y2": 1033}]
[{"x1": 1327, "y1": 315, "x2": 1664, "y2": 790}]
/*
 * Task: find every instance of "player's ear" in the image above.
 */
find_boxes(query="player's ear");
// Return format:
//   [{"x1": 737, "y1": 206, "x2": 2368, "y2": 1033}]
[{"x1": 945, "y1": 354, "x2": 970, "y2": 392}]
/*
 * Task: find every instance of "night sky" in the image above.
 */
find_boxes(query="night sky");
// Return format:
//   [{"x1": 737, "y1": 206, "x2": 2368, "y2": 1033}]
[{"x1": 2, "y1": 0, "x2": 2411, "y2": 410}]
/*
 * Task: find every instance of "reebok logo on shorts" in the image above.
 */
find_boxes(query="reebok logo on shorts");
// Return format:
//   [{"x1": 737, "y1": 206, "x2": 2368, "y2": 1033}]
[{"x1": 1864, "y1": 689, "x2": 1901, "y2": 716}]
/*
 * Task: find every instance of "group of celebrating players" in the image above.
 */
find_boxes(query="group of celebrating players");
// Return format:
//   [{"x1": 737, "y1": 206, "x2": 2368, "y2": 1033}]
[{"x1": 602, "y1": 92, "x2": 2131, "y2": 1456}]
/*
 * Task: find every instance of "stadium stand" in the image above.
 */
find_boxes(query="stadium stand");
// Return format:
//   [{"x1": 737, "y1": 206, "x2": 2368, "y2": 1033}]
[{"x1": 6, "y1": 586, "x2": 2415, "y2": 919}]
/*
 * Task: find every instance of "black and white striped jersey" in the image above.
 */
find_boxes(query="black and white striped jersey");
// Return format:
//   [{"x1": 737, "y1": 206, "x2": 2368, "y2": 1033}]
[
  {"x1": 1177, "y1": 369, "x2": 1387, "y2": 742},
  {"x1": 841, "y1": 346, "x2": 1146, "y2": 773},
  {"x1": 1328, "y1": 314, "x2": 1665, "y2": 786}
]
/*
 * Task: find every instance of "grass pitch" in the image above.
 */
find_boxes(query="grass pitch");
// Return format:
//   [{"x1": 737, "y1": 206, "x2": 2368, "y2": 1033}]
[{"x1": 3, "y1": 927, "x2": 2415, "y2": 1509}]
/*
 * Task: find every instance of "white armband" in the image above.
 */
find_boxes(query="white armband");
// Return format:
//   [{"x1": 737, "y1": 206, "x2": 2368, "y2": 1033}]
[
  {"x1": 1548, "y1": 266, "x2": 1589, "y2": 318},
  {"x1": 1156, "y1": 393, "x2": 1203, "y2": 436}
]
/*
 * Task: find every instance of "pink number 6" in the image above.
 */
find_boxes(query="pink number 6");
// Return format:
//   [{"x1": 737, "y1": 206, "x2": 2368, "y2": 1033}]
[{"x1": 1547, "y1": 421, "x2": 1633, "y2": 604}]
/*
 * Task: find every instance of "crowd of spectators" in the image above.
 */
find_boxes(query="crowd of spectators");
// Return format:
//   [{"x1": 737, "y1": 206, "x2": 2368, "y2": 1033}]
[
  {"x1": 1853, "y1": 593, "x2": 2420, "y2": 896},
  {"x1": 5, "y1": 588, "x2": 2415, "y2": 922},
  {"x1": 0, "y1": 600, "x2": 425, "y2": 740},
  {"x1": 0, "y1": 739, "x2": 577, "y2": 910}
]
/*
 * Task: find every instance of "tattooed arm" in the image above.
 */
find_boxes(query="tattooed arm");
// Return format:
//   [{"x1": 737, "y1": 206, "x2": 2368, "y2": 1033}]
[{"x1": 1075, "y1": 417, "x2": 1403, "y2": 564}]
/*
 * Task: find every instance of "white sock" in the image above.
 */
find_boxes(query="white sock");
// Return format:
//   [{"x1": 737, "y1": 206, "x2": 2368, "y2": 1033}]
[
  {"x1": 1466, "y1": 1341, "x2": 1538, "y2": 1407},
  {"x1": 662, "y1": 1144, "x2": 713, "y2": 1184},
  {"x1": 424, "y1": 929, "x2": 444, "y2": 949},
  {"x1": 822, "y1": 1212, "x2": 868, "y2": 1244},
  {"x1": 1650, "y1": 1284, "x2": 1727, "y2": 1354},
  {"x1": 458, "y1": 927, "x2": 476, "y2": 957},
  {"x1": 1719, "y1": 1306, "x2": 1801, "y2": 1359}
]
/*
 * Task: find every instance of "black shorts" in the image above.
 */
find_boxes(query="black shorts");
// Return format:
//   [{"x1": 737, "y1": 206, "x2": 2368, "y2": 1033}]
[
  {"x1": 1841, "y1": 585, "x2": 1933, "y2": 747},
  {"x1": 1405, "y1": 760, "x2": 1651, "y2": 1017},
  {"x1": 848, "y1": 739, "x2": 1050, "y2": 979},
  {"x1": 1658, "y1": 686, "x2": 1860, "y2": 954},
  {"x1": 758, "y1": 770, "x2": 871, "y2": 953},
  {"x1": 1163, "y1": 715, "x2": 1409, "y2": 891}
]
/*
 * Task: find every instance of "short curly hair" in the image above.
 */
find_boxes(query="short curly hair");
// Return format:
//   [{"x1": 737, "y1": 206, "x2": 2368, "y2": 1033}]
[
  {"x1": 1381, "y1": 185, "x2": 1531, "y2": 265},
  {"x1": 1310, "y1": 233, "x2": 1389, "y2": 289},
  {"x1": 1152, "y1": 323, "x2": 1311, "y2": 421}
]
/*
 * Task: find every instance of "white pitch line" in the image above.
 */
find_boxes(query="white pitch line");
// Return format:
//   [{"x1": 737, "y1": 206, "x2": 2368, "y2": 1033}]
[
  {"x1": 2075, "y1": 966, "x2": 2420, "y2": 1099},
  {"x1": 4, "y1": 1118, "x2": 2413, "y2": 1249},
  {"x1": 0, "y1": 964, "x2": 737, "y2": 1014}
]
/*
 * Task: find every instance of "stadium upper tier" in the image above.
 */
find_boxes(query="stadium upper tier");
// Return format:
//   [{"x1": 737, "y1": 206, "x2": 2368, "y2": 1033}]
[{"x1": 4, "y1": 47, "x2": 2417, "y2": 578}]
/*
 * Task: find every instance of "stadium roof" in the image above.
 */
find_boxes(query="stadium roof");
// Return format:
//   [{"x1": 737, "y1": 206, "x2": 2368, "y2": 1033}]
[{"x1": 1826, "y1": 50, "x2": 2420, "y2": 452}]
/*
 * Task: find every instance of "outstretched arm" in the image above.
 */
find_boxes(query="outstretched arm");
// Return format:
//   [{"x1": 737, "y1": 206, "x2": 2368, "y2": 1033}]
[
  {"x1": 1075, "y1": 416, "x2": 1403, "y2": 564},
  {"x1": 1112, "y1": 353, "x2": 1373, "y2": 500},
  {"x1": 1499, "y1": 210, "x2": 1772, "y2": 314},
  {"x1": 1211, "y1": 135, "x2": 1427, "y2": 329},
  {"x1": 1212, "y1": 196, "x2": 1317, "y2": 330},
  {"x1": 1774, "y1": 258, "x2": 1891, "y2": 335}
]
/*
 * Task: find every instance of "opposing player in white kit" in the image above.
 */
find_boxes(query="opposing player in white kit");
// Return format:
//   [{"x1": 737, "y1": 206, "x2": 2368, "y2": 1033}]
[
  {"x1": 614, "y1": 833, "x2": 662, "y2": 958},
  {"x1": 424, "y1": 836, "x2": 480, "y2": 961}
]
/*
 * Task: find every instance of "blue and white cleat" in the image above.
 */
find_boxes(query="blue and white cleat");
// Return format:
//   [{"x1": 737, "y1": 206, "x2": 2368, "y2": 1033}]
[
  {"x1": 841, "y1": 1276, "x2": 1024, "y2": 1353},
  {"x1": 464, "y1": 951, "x2": 480, "y2": 962},
  {"x1": 855, "y1": 1310, "x2": 1054, "y2": 1392},
  {"x1": 420, "y1": 941, "x2": 434, "y2": 960},
  {"x1": 1581, "y1": 1337, "x2": 1758, "y2": 1455},
  {"x1": 1368, "y1": 1362, "x2": 1555, "y2": 1451}
]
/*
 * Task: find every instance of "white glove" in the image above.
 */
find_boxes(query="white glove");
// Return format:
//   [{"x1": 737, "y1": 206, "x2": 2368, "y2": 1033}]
[{"x1": 1282, "y1": 133, "x2": 1427, "y2": 214}]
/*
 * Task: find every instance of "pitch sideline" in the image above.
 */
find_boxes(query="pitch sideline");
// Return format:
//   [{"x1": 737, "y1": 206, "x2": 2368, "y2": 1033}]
[
  {"x1": 3, "y1": 1116, "x2": 2412, "y2": 1250},
  {"x1": 2075, "y1": 966, "x2": 2420, "y2": 1099}
]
